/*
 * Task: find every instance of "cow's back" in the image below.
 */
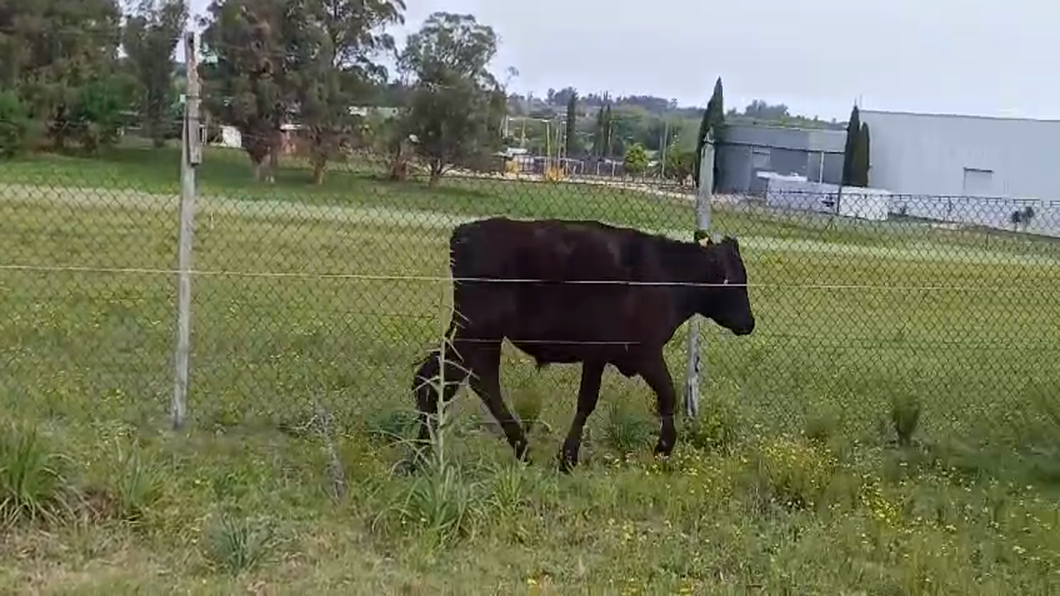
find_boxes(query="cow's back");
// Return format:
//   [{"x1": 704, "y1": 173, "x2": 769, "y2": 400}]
[
  {"x1": 447, "y1": 218, "x2": 677, "y2": 357},
  {"x1": 449, "y1": 217, "x2": 647, "y2": 283}
]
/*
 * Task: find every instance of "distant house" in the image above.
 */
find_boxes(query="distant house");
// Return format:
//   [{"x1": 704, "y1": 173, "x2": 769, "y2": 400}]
[
  {"x1": 715, "y1": 123, "x2": 847, "y2": 194},
  {"x1": 216, "y1": 125, "x2": 241, "y2": 148},
  {"x1": 347, "y1": 105, "x2": 401, "y2": 120},
  {"x1": 209, "y1": 105, "x2": 402, "y2": 153}
]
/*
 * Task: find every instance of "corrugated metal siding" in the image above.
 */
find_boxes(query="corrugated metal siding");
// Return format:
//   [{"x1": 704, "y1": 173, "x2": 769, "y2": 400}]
[
  {"x1": 716, "y1": 124, "x2": 846, "y2": 193},
  {"x1": 859, "y1": 110, "x2": 1060, "y2": 200}
]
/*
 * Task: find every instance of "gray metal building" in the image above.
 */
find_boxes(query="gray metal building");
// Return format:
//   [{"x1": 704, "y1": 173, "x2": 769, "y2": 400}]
[
  {"x1": 715, "y1": 124, "x2": 847, "y2": 194},
  {"x1": 858, "y1": 109, "x2": 1060, "y2": 199},
  {"x1": 859, "y1": 109, "x2": 1060, "y2": 236}
]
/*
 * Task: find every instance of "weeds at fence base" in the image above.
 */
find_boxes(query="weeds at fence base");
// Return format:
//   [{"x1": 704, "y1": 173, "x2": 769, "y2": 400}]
[{"x1": 681, "y1": 396, "x2": 744, "y2": 455}]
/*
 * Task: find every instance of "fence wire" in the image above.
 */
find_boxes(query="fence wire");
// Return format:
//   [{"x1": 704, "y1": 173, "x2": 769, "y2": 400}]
[{"x1": 1, "y1": 141, "x2": 1058, "y2": 453}]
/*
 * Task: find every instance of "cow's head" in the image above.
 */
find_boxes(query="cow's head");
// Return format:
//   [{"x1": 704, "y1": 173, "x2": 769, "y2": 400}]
[{"x1": 698, "y1": 234, "x2": 755, "y2": 336}]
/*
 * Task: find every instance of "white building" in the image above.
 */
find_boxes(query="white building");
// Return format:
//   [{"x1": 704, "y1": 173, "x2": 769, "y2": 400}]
[{"x1": 860, "y1": 109, "x2": 1060, "y2": 235}]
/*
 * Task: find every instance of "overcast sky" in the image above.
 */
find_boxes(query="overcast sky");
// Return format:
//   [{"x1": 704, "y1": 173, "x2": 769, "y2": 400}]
[{"x1": 186, "y1": 0, "x2": 1056, "y2": 121}]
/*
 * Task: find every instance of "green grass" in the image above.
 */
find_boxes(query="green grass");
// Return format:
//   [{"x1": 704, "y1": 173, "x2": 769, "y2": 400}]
[
  {"x1": 1, "y1": 147, "x2": 1060, "y2": 592},
  {"x1": 3, "y1": 142, "x2": 1058, "y2": 267}
]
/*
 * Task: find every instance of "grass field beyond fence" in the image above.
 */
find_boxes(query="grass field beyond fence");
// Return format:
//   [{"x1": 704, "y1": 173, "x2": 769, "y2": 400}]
[{"x1": 1, "y1": 145, "x2": 1059, "y2": 593}]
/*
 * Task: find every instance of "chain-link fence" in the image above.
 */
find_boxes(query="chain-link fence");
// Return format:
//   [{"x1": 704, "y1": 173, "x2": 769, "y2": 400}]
[{"x1": 2, "y1": 135, "x2": 1058, "y2": 457}]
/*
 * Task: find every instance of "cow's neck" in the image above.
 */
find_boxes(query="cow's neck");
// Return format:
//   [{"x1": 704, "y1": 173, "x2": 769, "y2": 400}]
[{"x1": 658, "y1": 240, "x2": 720, "y2": 328}]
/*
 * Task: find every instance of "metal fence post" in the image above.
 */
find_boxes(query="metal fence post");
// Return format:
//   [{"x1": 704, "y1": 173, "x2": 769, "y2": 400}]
[
  {"x1": 684, "y1": 132, "x2": 715, "y2": 419},
  {"x1": 172, "y1": 32, "x2": 202, "y2": 430}
]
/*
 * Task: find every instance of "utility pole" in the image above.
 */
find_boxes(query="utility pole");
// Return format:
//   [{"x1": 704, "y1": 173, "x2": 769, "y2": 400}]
[{"x1": 684, "y1": 128, "x2": 715, "y2": 419}]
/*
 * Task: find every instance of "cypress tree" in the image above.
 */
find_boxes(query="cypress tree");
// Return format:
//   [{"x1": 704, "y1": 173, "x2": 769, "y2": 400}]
[
  {"x1": 851, "y1": 122, "x2": 871, "y2": 187},
  {"x1": 695, "y1": 77, "x2": 724, "y2": 189},
  {"x1": 565, "y1": 91, "x2": 578, "y2": 156},
  {"x1": 602, "y1": 105, "x2": 613, "y2": 158},
  {"x1": 842, "y1": 104, "x2": 861, "y2": 186},
  {"x1": 593, "y1": 106, "x2": 604, "y2": 156}
]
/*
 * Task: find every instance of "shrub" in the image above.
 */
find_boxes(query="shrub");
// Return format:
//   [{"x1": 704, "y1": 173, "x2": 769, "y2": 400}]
[
  {"x1": 891, "y1": 392, "x2": 922, "y2": 447},
  {"x1": 0, "y1": 91, "x2": 30, "y2": 158}
]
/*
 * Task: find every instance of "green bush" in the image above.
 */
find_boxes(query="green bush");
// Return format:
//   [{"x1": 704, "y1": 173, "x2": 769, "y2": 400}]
[
  {"x1": 0, "y1": 91, "x2": 30, "y2": 158},
  {"x1": 71, "y1": 77, "x2": 127, "y2": 153}
]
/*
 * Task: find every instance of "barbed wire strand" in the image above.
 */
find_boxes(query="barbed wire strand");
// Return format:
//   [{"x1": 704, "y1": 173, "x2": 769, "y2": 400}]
[{"x1": 0, "y1": 263, "x2": 1049, "y2": 292}]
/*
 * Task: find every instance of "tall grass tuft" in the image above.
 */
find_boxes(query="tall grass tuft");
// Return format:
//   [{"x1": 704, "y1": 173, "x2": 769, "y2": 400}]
[
  {"x1": 0, "y1": 422, "x2": 76, "y2": 529},
  {"x1": 110, "y1": 440, "x2": 165, "y2": 526},
  {"x1": 202, "y1": 511, "x2": 276, "y2": 575}
]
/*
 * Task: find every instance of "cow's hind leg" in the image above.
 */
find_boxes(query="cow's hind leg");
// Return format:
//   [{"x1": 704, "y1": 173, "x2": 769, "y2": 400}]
[
  {"x1": 558, "y1": 360, "x2": 605, "y2": 473},
  {"x1": 639, "y1": 354, "x2": 678, "y2": 459},
  {"x1": 463, "y1": 339, "x2": 531, "y2": 463}
]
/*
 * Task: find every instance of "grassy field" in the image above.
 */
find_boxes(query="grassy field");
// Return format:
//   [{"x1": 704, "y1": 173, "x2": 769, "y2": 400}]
[{"x1": 1, "y1": 145, "x2": 1060, "y2": 593}]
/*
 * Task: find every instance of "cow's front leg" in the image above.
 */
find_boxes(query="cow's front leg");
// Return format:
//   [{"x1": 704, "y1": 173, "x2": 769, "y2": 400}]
[
  {"x1": 559, "y1": 360, "x2": 605, "y2": 472},
  {"x1": 639, "y1": 353, "x2": 677, "y2": 458}
]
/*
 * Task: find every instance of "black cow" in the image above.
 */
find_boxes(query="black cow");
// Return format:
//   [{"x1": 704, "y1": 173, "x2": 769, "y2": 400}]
[{"x1": 409, "y1": 217, "x2": 755, "y2": 472}]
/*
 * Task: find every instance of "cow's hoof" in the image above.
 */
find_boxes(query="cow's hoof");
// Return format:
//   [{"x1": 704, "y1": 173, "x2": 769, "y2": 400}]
[
  {"x1": 652, "y1": 448, "x2": 673, "y2": 464},
  {"x1": 558, "y1": 453, "x2": 578, "y2": 474},
  {"x1": 395, "y1": 452, "x2": 425, "y2": 476}
]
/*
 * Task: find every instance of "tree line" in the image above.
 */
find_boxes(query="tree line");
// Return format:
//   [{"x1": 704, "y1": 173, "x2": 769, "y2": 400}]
[
  {"x1": 0, "y1": 0, "x2": 188, "y2": 155},
  {"x1": 0, "y1": 0, "x2": 870, "y2": 188}
]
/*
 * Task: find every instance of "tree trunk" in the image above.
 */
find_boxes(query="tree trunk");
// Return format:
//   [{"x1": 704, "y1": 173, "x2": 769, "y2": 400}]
[
  {"x1": 267, "y1": 129, "x2": 282, "y2": 185},
  {"x1": 267, "y1": 149, "x2": 278, "y2": 184},
  {"x1": 311, "y1": 133, "x2": 329, "y2": 185},
  {"x1": 428, "y1": 159, "x2": 444, "y2": 187}
]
